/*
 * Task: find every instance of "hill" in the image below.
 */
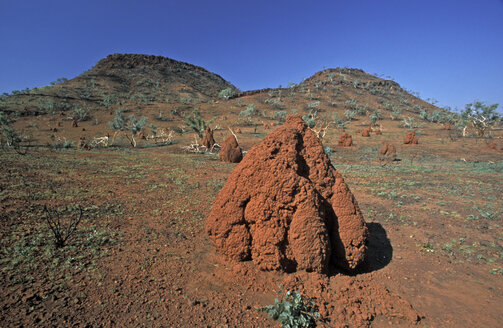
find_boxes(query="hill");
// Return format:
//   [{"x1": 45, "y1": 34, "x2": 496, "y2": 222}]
[{"x1": 0, "y1": 54, "x2": 239, "y2": 116}]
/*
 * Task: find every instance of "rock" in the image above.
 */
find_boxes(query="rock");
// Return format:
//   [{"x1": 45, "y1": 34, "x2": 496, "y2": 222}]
[
  {"x1": 362, "y1": 127, "x2": 371, "y2": 137},
  {"x1": 206, "y1": 115, "x2": 369, "y2": 273},
  {"x1": 219, "y1": 135, "x2": 243, "y2": 163},
  {"x1": 378, "y1": 142, "x2": 397, "y2": 160},
  {"x1": 201, "y1": 127, "x2": 216, "y2": 150},
  {"x1": 338, "y1": 133, "x2": 353, "y2": 147},
  {"x1": 403, "y1": 131, "x2": 418, "y2": 144}
]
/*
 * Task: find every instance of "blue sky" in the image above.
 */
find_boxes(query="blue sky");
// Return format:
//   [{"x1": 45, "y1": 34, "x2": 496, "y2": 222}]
[{"x1": 1, "y1": 0, "x2": 502, "y2": 112}]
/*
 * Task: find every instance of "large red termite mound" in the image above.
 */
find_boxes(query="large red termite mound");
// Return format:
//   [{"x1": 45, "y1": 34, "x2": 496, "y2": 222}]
[{"x1": 206, "y1": 115, "x2": 369, "y2": 273}]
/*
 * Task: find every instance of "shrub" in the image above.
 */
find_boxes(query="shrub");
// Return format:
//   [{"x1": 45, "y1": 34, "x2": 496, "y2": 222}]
[
  {"x1": 274, "y1": 111, "x2": 287, "y2": 123},
  {"x1": 109, "y1": 108, "x2": 148, "y2": 147},
  {"x1": 419, "y1": 109, "x2": 429, "y2": 121},
  {"x1": 259, "y1": 290, "x2": 319, "y2": 328},
  {"x1": 184, "y1": 108, "x2": 215, "y2": 138},
  {"x1": 402, "y1": 117, "x2": 415, "y2": 129},
  {"x1": 101, "y1": 95, "x2": 118, "y2": 108},
  {"x1": 344, "y1": 110, "x2": 357, "y2": 121},
  {"x1": 240, "y1": 104, "x2": 258, "y2": 121},
  {"x1": 369, "y1": 110, "x2": 382, "y2": 125},
  {"x1": 460, "y1": 101, "x2": 500, "y2": 137},
  {"x1": 307, "y1": 101, "x2": 320, "y2": 110},
  {"x1": 72, "y1": 106, "x2": 91, "y2": 122},
  {"x1": 218, "y1": 87, "x2": 235, "y2": 100},
  {"x1": 50, "y1": 77, "x2": 68, "y2": 85},
  {"x1": 302, "y1": 109, "x2": 318, "y2": 128},
  {"x1": 0, "y1": 111, "x2": 24, "y2": 153},
  {"x1": 344, "y1": 99, "x2": 358, "y2": 110},
  {"x1": 391, "y1": 106, "x2": 402, "y2": 120},
  {"x1": 43, "y1": 205, "x2": 82, "y2": 248}
]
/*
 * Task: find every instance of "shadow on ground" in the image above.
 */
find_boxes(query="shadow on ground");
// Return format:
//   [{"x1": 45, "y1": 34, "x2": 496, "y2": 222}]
[{"x1": 360, "y1": 222, "x2": 393, "y2": 273}]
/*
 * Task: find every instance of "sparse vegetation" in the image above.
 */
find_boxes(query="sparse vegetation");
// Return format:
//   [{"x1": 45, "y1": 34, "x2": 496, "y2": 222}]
[
  {"x1": 43, "y1": 205, "x2": 83, "y2": 248},
  {"x1": 184, "y1": 108, "x2": 215, "y2": 138},
  {"x1": 109, "y1": 108, "x2": 148, "y2": 147},
  {"x1": 218, "y1": 87, "x2": 235, "y2": 100},
  {"x1": 460, "y1": 101, "x2": 500, "y2": 137},
  {"x1": 259, "y1": 290, "x2": 319, "y2": 328}
]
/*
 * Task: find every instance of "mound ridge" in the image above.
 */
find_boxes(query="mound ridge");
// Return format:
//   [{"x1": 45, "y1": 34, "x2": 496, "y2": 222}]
[{"x1": 206, "y1": 115, "x2": 369, "y2": 273}]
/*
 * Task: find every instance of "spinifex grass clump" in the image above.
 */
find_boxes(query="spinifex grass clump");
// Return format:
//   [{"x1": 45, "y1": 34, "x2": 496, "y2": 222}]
[{"x1": 259, "y1": 289, "x2": 319, "y2": 328}]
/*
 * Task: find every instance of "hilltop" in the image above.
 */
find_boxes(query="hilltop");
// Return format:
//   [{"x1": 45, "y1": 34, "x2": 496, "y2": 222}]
[{"x1": 0, "y1": 54, "x2": 239, "y2": 116}]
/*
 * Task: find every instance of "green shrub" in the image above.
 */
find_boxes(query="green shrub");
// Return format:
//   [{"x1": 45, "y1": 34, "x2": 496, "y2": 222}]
[
  {"x1": 344, "y1": 110, "x2": 357, "y2": 121},
  {"x1": 72, "y1": 106, "x2": 91, "y2": 122},
  {"x1": 240, "y1": 104, "x2": 258, "y2": 121},
  {"x1": 101, "y1": 95, "x2": 118, "y2": 108},
  {"x1": 109, "y1": 108, "x2": 148, "y2": 147},
  {"x1": 302, "y1": 109, "x2": 318, "y2": 128},
  {"x1": 218, "y1": 87, "x2": 235, "y2": 100},
  {"x1": 307, "y1": 101, "x2": 320, "y2": 110},
  {"x1": 259, "y1": 290, "x2": 319, "y2": 328},
  {"x1": 184, "y1": 108, "x2": 215, "y2": 138},
  {"x1": 391, "y1": 106, "x2": 402, "y2": 120},
  {"x1": 274, "y1": 111, "x2": 287, "y2": 123}
]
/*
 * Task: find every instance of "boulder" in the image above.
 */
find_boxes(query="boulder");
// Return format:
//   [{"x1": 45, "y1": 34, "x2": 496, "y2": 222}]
[
  {"x1": 338, "y1": 133, "x2": 353, "y2": 147},
  {"x1": 219, "y1": 135, "x2": 243, "y2": 163},
  {"x1": 404, "y1": 131, "x2": 419, "y2": 144},
  {"x1": 201, "y1": 127, "x2": 216, "y2": 150},
  {"x1": 206, "y1": 115, "x2": 369, "y2": 273}
]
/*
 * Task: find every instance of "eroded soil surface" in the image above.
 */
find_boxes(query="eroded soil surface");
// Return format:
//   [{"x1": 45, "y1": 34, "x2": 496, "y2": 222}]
[{"x1": 1, "y1": 127, "x2": 502, "y2": 327}]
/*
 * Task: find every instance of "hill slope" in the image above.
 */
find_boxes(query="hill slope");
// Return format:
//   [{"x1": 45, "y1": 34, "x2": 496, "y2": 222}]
[{"x1": 0, "y1": 54, "x2": 239, "y2": 115}]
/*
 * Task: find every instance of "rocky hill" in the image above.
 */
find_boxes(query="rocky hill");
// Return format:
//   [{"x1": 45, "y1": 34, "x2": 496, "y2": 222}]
[{"x1": 0, "y1": 54, "x2": 239, "y2": 115}]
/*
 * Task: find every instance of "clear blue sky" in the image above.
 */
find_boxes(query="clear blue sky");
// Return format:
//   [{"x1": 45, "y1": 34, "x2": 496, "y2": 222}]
[{"x1": 1, "y1": 0, "x2": 502, "y2": 112}]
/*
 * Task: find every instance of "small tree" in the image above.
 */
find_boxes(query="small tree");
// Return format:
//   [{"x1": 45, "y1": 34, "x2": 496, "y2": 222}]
[
  {"x1": 185, "y1": 108, "x2": 215, "y2": 138},
  {"x1": 0, "y1": 111, "x2": 24, "y2": 154},
  {"x1": 109, "y1": 108, "x2": 147, "y2": 147},
  {"x1": 218, "y1": 88, "x2": 235, "y2": 100},
  {"x1": 460, "y1": 101, "x2": 500, "y2": 137}
]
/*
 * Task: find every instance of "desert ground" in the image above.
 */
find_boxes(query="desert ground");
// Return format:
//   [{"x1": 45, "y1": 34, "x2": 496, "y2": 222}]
[{"x1": 1, "y1": 54, "x2": 502, "y2": 327}]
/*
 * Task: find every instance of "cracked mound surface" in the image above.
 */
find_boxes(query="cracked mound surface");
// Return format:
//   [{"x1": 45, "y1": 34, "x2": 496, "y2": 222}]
[{"x1": 206, "y1": 115, "x2": 368, "y2": 273}]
